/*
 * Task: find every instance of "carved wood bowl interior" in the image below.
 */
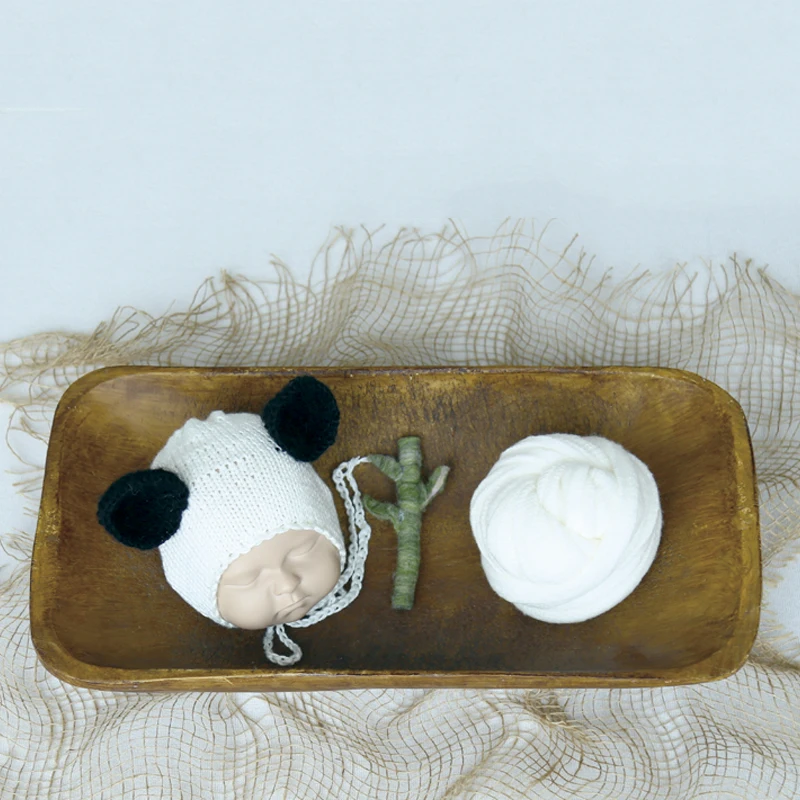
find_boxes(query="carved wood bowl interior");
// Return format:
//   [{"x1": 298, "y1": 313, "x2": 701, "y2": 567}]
[{"x1": 31, "y1": 366, "x2": 760, "y2": 691}]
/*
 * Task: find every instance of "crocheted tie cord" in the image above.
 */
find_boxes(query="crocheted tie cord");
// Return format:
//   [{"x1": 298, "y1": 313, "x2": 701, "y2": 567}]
[{"x1": 263, "y1": 457, "x2": 372, "y2": 666}]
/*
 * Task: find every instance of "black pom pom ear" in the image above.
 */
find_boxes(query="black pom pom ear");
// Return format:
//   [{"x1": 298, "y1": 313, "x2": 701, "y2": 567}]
[
  {"x1": 261, "y1": 376, "x2": 340, "y2": 462},
  {"x1": 97, "y1": 469, "x2": 189, "y2": 550}
]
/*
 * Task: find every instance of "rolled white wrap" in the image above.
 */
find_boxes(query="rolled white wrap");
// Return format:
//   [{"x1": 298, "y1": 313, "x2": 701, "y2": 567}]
[{"x1": 470, "y1": 434, "x2": 662, "y2": 623}]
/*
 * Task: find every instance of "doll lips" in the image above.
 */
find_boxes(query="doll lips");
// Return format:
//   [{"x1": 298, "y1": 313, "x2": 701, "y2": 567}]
[{"x1": 278, "y1": 597, "x2": 307, "y2": 618}]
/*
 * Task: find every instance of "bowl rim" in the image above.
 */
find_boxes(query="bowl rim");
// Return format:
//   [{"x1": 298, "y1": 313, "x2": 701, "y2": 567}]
[{"x1": 30, "y1": 365, "x2": 761, "y2": 691}]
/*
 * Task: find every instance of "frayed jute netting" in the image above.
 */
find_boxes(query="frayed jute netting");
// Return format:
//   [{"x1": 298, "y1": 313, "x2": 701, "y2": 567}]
[{"x1": 1, "y1": 222, "x2": 799, "y2": 798}]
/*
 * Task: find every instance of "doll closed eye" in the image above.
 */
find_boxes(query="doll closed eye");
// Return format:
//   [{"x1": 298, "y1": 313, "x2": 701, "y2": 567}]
[
  {"x1": 224, "y1": 533, "x2": 322, "y2": 588},
  {"x1": 288, "y1": 537, "x2": 320, "y2": 559},
  {"x1": 225, "y1": 569, "x2": 262, "y2": 589}
]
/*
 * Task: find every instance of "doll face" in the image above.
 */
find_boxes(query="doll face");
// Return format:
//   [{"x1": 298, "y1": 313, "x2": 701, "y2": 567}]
[{"x1": 216, "y1": 529, "x2": 341, "y2": 629}]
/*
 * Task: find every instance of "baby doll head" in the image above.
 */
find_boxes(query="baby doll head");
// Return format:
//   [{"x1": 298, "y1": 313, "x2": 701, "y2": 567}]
[
  {"x1": 216, "y1": 526, "x2": 342, "y2": 629},
  {"x1": 96, "y1": 376, "x2": 345, "y2": 631}
]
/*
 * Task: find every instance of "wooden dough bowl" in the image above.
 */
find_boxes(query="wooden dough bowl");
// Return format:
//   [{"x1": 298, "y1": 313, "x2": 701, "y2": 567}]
[{"x1": 31, "y1": 366, "x2": 760, "y2": 691}]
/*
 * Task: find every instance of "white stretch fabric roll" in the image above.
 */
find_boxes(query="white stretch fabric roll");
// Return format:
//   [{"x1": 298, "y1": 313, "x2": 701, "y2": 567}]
[{"x1": 470, "y1": 434, "x2": 663, "y2": 623}]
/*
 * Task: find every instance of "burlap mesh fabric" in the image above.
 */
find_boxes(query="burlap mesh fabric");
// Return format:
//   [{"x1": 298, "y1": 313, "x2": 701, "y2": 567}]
[{"x1": 1, "y1": 222, "x2": 799, "y2": 798}]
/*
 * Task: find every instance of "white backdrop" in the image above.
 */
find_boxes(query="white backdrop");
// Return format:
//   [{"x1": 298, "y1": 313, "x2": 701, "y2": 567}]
[{"x1": 3, "y1": 1, "x2": 800, "y2": 343}]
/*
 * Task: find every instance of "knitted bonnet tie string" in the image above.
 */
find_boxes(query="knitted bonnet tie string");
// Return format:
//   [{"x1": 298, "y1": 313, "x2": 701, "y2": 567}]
[{"x1": 263, "y1": 457, "x2": 372, "y2": 666}]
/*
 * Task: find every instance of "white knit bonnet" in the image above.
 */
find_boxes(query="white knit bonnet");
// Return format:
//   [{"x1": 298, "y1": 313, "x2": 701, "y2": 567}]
[
  {"x1": 97, "y1": 377, "x2": 372, "y2": 666},
  {"x1": 151, "y1": 411, "x2": 346, "y2": 626}
]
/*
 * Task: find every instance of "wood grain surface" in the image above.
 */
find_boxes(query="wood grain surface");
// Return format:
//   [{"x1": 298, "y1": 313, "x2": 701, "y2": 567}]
[{"x1": 30, "y1": 366, "x2": 760, "y2": 691}]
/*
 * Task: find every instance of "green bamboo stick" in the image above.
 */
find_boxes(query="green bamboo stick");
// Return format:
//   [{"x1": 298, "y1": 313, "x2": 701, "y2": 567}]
[{"x1": 363, "y1": 436, "x2": 450, "y2": 610}]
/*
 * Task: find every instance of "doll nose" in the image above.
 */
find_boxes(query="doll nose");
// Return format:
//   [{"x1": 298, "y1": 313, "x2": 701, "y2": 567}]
[{"x1": 272, "y1": 569, "x2": 301, "y2": 596}]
